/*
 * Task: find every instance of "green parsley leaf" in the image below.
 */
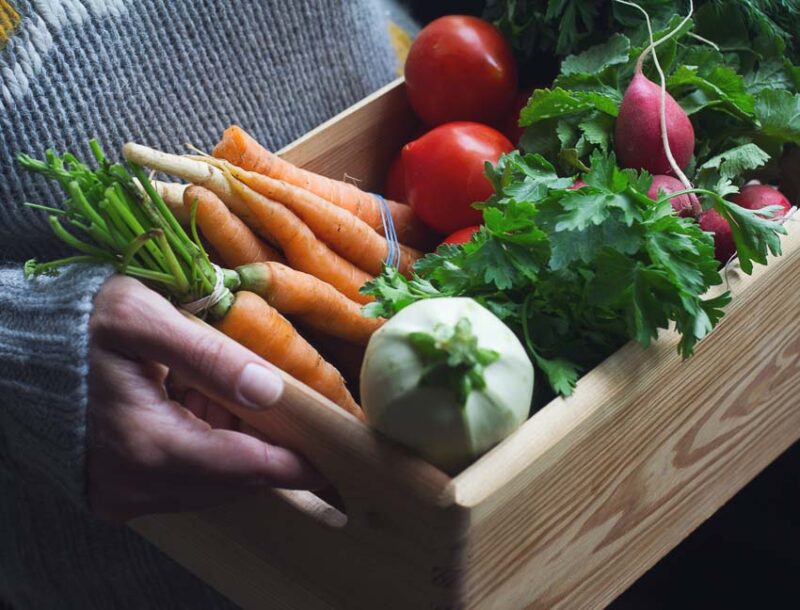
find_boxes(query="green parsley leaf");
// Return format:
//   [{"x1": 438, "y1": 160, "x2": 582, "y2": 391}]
[
  {"x1": 520, "y1": 88, "x2": 619, "y2": 126},
  {"x1": 360, "y1": 265, "x2": 442, "y2": 318},
  {"x1": 561, "y1": 33, "x2": 631, "y2": 76},
  {"x1": 578, "y1": 112, "x2": 615, "y2": 154},
  {"x1": 697, "y1": 143, "x2": 771, "y2": 180},
  {"x1": 755, "y1": 89, "x2": 800, "y2": 144},
  {"x1": 711, "y1": 196, "x2": 786, "y2": 274},
  {"x1": 668, "y1": 63, "x2": 755, "y2": 120}
]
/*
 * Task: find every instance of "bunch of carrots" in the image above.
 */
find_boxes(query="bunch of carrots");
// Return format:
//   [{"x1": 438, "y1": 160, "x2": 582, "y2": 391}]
[{"x1": 20, "y1": 127, "x2": 436, "y2": 420}]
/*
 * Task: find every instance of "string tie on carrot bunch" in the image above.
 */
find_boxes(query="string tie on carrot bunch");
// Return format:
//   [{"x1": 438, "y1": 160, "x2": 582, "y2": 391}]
[
  {"x1": 181, "y1": 263, "x2": 227, "y2": 315},
  {"x1": 373, "y1": 193, "x2": 401, "y2": 268}
]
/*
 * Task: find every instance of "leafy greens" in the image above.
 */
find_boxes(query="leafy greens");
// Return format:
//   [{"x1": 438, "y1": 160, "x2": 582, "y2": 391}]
[
  {"x1": 364, "y1": 151, "x2": 783, "y2": 398},
  {"x1": 365, "y1": 1, "x2": 793, "y2": 403}
]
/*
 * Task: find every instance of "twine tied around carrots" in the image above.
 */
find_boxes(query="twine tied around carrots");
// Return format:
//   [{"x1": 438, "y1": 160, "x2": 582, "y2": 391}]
[
  {"x1": 181, "y1": 263, "x2": 227, "y2": 315},
  {"x1": 373, "y1": 193, "x2": 401, "y2": 269}
]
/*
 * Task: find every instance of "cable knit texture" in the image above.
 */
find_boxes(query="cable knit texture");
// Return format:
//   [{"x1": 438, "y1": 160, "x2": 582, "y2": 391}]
[{"x1": 0, "y1": 0, "x2": 397, "y2": 607}]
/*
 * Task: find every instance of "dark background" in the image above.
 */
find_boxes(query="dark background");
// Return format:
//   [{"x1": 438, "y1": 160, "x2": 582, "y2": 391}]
[{"x1": 401, "y1": 2, "x2": 800, "y2": 607}]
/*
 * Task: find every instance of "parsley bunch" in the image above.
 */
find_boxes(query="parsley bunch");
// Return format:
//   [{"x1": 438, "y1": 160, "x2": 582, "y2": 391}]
[{"x1": 364, "y1": 150, "x2": 784, "y2": 400}]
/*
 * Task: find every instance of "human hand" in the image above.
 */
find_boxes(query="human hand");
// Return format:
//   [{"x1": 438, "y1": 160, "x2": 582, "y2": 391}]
[{"x1": 86, "y1": 275, "x2": 322, "y2": 520}]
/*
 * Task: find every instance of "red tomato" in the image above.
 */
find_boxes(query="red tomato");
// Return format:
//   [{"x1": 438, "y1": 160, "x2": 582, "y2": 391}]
[
  {"x1": 501, "y1": 87, "x2": 534, "y2": 145},
  {"x1": 403, "y1": 122, "x2": 514, "y2": 234},
  {"x1": 384, "y1": 152, "x2": 406, "y2": 202},
  {"x1": 442, "y1": 225, "x2": 481, "y2": 246},
  {"x1": 404, "y1": 16, "x2": 518, "y2": 126}
]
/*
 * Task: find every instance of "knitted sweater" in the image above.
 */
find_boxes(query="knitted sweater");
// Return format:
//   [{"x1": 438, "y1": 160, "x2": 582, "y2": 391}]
[{"x1": 0, "y1": 1, "x2": 398, "y2": 607}]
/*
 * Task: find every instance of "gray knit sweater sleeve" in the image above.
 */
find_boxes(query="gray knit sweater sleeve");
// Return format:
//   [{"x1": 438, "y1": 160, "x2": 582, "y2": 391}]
[{"x1": 0, "y1": 264, "x2": 112, "y2": 503}]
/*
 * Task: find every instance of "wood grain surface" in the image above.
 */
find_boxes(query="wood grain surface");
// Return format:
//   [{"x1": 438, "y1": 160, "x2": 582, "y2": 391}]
[{"x1": 277, "y1": 78, "x2": 418, "y2": 193}]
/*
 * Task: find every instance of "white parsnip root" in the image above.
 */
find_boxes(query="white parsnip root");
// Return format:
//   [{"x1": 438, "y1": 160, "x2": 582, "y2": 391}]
[
  {"x1": 122, "y1": 143, "x2": 254, "y2": 224},
  {"x1": 152, "y1": 180, "x2": 188, "y2": 210},
  {"x1": 133, "y1": 178, "x2": 188, "y2": 224}
]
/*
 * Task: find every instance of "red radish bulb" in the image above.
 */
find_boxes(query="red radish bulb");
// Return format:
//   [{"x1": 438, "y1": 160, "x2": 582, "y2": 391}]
[
  {"x1": 441, "y1": 225, "x2": 481, "y2": 246},
  {"x1": 614, "y1": 64, "x2": 695, "y2": 175},
  {"x1": 648, "y1": 174, "x2": 701, "y2": 217},
  {"x1": 699, "y1": 209, "x2": 735, "y2": 264},
  {"x1": 569, "y1": 179, "x2": 588, "y2": 190},
  {"x1": 731, "y1": 184, "x2": 791, "y2": 217},
  {"x1": 699, "y1": 185, "x2": 791, "y2": 264}
]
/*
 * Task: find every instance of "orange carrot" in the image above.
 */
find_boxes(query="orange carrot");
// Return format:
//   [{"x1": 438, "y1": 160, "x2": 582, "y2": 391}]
[
  {"x1": 213, "y1": 125, "x2": 440, "y2": 250},
  {"x1": 215, "y1": 291, "x2": 362, "y2": 419},
  {"x1": 300, "y1": 326, "x2": 366, "y2": 390},
  {"x1": 212, "y1": 159, "x2": 420, "y2": 276},
  {"x1": 237, "y1": 262, "x2": 383, "y2": 345},
  {"x1": 121, "y1": 144, "x2": 374, "y2": 305},
  {"x1": 225, "y1": 171, "x2": 374, "y2": 305},
  {"x1": 183, "y1": 185, "x2": 284, "y2": 268}
]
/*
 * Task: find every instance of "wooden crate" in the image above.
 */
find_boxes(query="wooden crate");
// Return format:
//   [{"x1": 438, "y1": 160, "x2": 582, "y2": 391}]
[{"x1": 131, "y1": 79, "x2": 800, "y2": 609}]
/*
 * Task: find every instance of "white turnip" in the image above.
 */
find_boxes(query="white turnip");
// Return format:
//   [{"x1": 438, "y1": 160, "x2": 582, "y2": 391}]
[{"x1": 360, "y1": 298, "x2": 533, "y2": 473}]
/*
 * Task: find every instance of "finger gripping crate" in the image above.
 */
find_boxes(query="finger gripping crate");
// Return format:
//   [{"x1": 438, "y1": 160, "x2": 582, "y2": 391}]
[{"x1": 131, "y1": 79, "x2": 800, "y2": 609}]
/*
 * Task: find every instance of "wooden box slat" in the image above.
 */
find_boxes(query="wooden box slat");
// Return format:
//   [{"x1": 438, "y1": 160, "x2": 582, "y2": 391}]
[
  {"x1": 458, "y1": 230, "x2": 800, "y2": 608},
  {"x1": 132, "y1": 79, "x2": 800, "y2": 609}
]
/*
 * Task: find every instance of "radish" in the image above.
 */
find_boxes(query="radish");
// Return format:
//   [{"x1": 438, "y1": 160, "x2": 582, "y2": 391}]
[
  {"x1": 614, "y1": 56, "x2": 695, "y2": 175},
  {"x1": 648, "y1": 174, "x2": 701, "y2": 217},
  {"x1": 700, "y1": 184, "x2": 791, "y2": 264},
  {"x1": 731, "y1": 184, "x2": 791, "y2": 217},
  {"x1": 699, "y1": 209, "x2": 735, "y2": 264},
  {"x1": 569, "y1": 179, "x2": 588, "y2": 190},
  {"x1": 614, "y1": 1, "x2": 695, "y2": 180}
]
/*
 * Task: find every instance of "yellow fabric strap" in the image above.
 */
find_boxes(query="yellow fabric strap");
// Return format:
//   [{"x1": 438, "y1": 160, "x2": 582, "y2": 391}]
[
  {"x1": 388, "y1": 20, "x2": 413, "y2": 76},
  {"x1": 0, "y1": 0, "x2": 20, "y2": 49}
]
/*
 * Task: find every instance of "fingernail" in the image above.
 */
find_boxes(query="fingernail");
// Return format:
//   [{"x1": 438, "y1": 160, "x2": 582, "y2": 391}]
[{"x1": 237, "y1": 363, "x2": 283, "y2": 410}]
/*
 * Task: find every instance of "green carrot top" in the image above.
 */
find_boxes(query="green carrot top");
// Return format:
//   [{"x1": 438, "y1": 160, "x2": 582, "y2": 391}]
[{"x1": 18, "y1": 141, "x2": 235, "y2": 319}]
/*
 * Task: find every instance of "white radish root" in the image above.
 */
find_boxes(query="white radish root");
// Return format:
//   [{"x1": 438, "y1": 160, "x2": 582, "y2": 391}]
[{"x1": 122, "y1": 143, "x2": 254, "y2": 224}]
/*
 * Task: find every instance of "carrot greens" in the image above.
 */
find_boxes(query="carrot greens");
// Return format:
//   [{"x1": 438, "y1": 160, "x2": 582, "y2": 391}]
[{"x1": 17, "y1": 142, "x2": 234, "y2": 319}]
